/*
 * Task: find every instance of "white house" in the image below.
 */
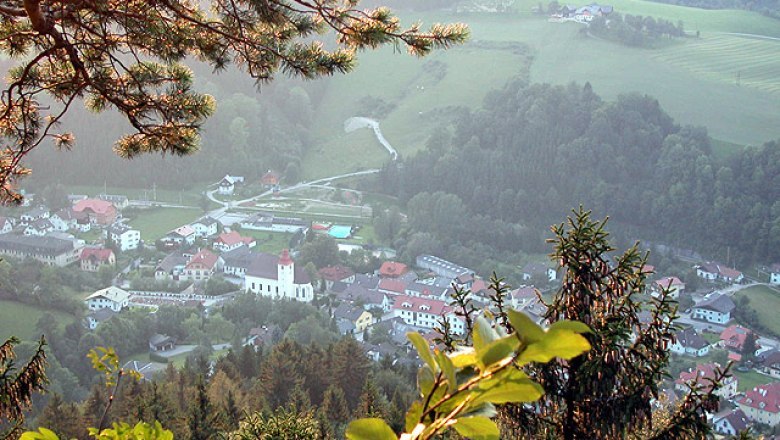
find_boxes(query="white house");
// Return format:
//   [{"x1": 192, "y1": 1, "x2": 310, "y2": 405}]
[
  {"x1": 218, "y1": 175, "x2": 236, "y2": 195},
  {"x1": 0, "y1": 217, "x2": 13, "y2": 234},
  {"x1": 85, "y1": 308, "x2": 116, "y2": 330},
  {"x1": 696, "y1": 262, "x2": 744, "y2": 284},
  {"x1": 387, "y1": 294, "x2": 466, "y2": 335},
  {"x1": 162, "y1": 225, "x2": 196, "y2": 246},
  {"x1": 670, "y1": 327, "x2": 710, "y2": 357},
  {"x1": 24, "y1": 218, "x2": 54, "y2": 236},
  {"x1": 213, "y1": 231, "x2": 256, "y2": 253},
  {"x1": 520, "y1": 262, "x2": 558, "y2": 282},
  {"x1": 737, "y1": 382, "x2": 780, "y2": 427},
  {"x1": 49, "y1": 209, "x2": 77, "y2": 232},
  {"x1": 20, "y1": 206, "x2": 50, "y2": 225},
  {"x1": 85, "y1": 286, "x2": 131, "y2": 312},
  {"x1": 191, "y1": 217, "x2": 219, "y2": 238},
  {"x1": 244, "y1": 249, "x2": 314, "y2": 302},
  {"x1": 675, "y1": 363, "x2": 737, "y2": 400},
  {"x1": 106, "y1": 223, "x2": 141, "y2": 251},
  {"x1": 713, "y1": 409, "x2": 750, "y2": 436},
  {"x1": 653, "y1": 276, "x2": 685, "y2": 299},
  {"x1": 692, "y1": 294, "x2": 735, "y2": 324},
  {"x1": 770, "y1": 263, "x2": 780, "y2": 285}
]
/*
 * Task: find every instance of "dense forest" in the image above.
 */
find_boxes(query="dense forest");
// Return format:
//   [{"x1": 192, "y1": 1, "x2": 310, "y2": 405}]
[{"x1": 372, "y1": 80, "x2": 780, "y2": 266}]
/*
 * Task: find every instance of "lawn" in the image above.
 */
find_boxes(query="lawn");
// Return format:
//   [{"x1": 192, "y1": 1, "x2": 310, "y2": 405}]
[
  {"x1": 0, "y1": 300, "x2": 76, "y2": 341},
  {"x1": 734, "y1": 284, "x2": 780, "y2": 336},
  {"x1": 238, "y1": 229, "x2": 296, "y2": 254},
  {"x1": 127, "y1": 207, "x2": 203, "y2": 241},
  {"x1": 734, "y1": 370, "x2": 775, "y2": 392}
]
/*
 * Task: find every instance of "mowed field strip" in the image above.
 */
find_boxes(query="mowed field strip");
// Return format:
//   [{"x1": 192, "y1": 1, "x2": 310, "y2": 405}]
[{"x1": 653, "y1": 34, "x2": 780, "y2": 94}]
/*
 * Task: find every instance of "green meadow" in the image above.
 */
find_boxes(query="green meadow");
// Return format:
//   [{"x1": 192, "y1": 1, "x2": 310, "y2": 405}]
[
  {"x1": 301, "y1": 5, "x2": 780, "y2": 179},
  {"x1": 0, "y1": 300, "x2": 76, "y2": 341}
]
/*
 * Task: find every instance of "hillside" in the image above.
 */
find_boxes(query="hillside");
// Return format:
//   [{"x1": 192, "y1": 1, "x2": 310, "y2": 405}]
[{"x1": 301, "y1": 4, "x2": 780, "y2": 179}]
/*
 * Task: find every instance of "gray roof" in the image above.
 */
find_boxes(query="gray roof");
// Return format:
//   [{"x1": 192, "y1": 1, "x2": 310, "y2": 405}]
[
  {"x1": 108, "y1": 223, "x2": 135, "y2": 235},
  {"x1": 0, "y1": 234, "x2": 76, "y2": 256},
  {"x1": 193, "y1": 216, "x2": 218, "y2": 227},
  {"x1": 719, "y1": 409, "x2": 749, "y2": 433},
  {"x1": 88, "y1": 308, "x2": 116, "y2": 322},
  {"x1": 156, "y1": 252, "x2": 188, "y2": 272},
  {"x1": 695, "y1": 294, "x2": 735, "y2": 314},
  {"x1": 245, "y1": 252, "x2": 310, "y2": 284},
  {"x1": 675, "y1": 327, "x2": 708, "y2": 350},
  {"x1": 221, "y1": 246, "x2": 255, "y2": 268},
  {"x1": 149, "y1": 334, "x2": 176, "y2": 347},
  {"x1": 334, "y1": 303, "x2": 366, "y2": 321},
  {"x1": 336, "y1": 284, "x2": 385, "y2": 305},
  {"x1": 353, "y1": 274, "x2": 380, "y2": 289},
  {"x1": 24, "y1": 207, "x2": 49, "y2": 218}
]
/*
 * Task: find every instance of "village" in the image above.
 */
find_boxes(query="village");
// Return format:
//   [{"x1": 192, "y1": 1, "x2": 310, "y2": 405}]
[{"x1": 1, "y1": 173, "x2": 780, "y2": 437}]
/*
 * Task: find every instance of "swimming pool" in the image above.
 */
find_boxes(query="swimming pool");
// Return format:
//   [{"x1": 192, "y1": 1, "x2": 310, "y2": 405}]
[{"x1": 328, "y1": 225, "x2": 352, "y2": 239}]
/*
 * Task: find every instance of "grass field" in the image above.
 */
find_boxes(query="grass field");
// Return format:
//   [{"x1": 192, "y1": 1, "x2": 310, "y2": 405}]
[
  {"x1": 735, "y1": 369, "x2": 774, "y2": 392},
  {"x1": 127, "y1": 207, "x2": 202, "y2": 241},
  {"x1": 0, "y1": 300, "x2": 76, "y2": 341},
  {"x1": 734, "y1": 284, "x2": 780, "y2": 335},
  {"x1": 68, "y1": 184, "x2": 209, "y2": 206},
  {"x1": 300, "y1": 8, "x2": 780, "y2": 180},
  {"x1": 238, "y1": 230, "x2": 296, "y2": 254}
]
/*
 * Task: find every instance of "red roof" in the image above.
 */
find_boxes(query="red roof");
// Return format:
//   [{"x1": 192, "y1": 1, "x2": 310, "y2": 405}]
[
  {"x1": 655, "y1": 276, "x2": 685, "y2": 289},
  {"x1": 318, "y1": 265, "x2": 354, "y2": 281},
  {"x1": 278, "y1": 249, "x2": 293, "y2": 266},
  {"x1": 261, "y1": 170, "x2": 280, "y2": 185},
  {"x1": 379, "y1": 261, "x2": 409, "y2": 278},
  {"x1": 640, "y1": 264, "x2": 655, "y2": 274},
  {"x1": 378, "y1": 278, "x2": 407, "y2": 294},
  {"x1": 511, "y1": 286, "x2": 537, "y2": 301},
  {"x1": 186, "y1": 249, "x2": 219, "y2": 270},
  {"x1": 392, "y1": 295, "x2": 450, "y2": 316},
  {"x1": 675, "y1": 363, "x2": 729, "y2": 392},
  {"x1": 80, "y1": 248, "x2": 114, "y2": 262},
  {"x1": 470, "y1": 278, "x2": 489, "y2": 294},
  {"x1": 719, "y1": 265, "x2": 742, "y2": 279},
  {"x1": 215, "y1": 231, "x2": 255, "y2": 247},
  {"x1": 73, "y1": 198, "x2": 115, "y2": 215},
  {"x1": 720, "y1": 325, "x2": 757, "y2": 352},
  {"x1": 738, "y1": 382, "x2": 780, "y2": 414},
  {"x1": 312, "y1": 223, "x2": 331, "y2": 231},
  {"x1": 771, "y1": 263, "x2": 780, "y2": 273}
]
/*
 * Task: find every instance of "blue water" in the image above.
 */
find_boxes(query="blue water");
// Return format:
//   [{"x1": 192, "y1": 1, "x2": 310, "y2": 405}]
[{"x1": 328, "y1": 225, "x2": 352, "y2": 239}]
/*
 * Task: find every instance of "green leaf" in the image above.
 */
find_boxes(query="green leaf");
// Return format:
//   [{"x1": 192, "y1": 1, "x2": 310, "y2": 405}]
[
  {"x1": 517, "y1": 331, "x2": 590, "y2": 364},
  {"x1": 548, "y1": 320, "x2": 592, "y2": 334},
  {"x1": 435, "y1": 350, "x2": 457, "y2": 393},
  {"x1": 20, "y1": 428, "x2": 59, "y2": 440},
  {"x1": 474, "y1": 377, "x2": 544, "y2": 405},
  {"x1": 405, "y1": 401, "x2": 423, "y2": 432},
  {"x1": 346, "y1": 418, "x2": 397, "y2": 440},
  {"x1": 507, "y1": 310, "x2": 544, "y2": 344},
  {"x1": 453, "y1": 416, "x2": 500, "y2": 440},
  {"x1": 476, "y1": 334, "x2": 520, "y2": 369},
  {"x1": 418, "y1": 365, "x2": 436, "y2": 396},
  {"x1": 408, "y1": 332, "x2": 437, "y2": 372},
  {"x1": 472, "y1": 315, "x2": 498, "y2": 354},
  {"x1": 450, "y1": 349, "x2": 477, "y2": 368}
]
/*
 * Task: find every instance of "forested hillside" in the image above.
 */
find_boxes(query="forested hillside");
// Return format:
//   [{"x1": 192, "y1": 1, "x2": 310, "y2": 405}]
[{"x1": 374, "y1": 80, "x2": 780, "y2": 265}]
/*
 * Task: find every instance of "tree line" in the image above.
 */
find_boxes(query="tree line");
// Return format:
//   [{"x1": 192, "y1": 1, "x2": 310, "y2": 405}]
[
  {"x1": 369, "y1": 80, "x2": 780, "y2": 268},
  {"x1": 589, "y1": 13, "x2": 686, "y2": 47}
]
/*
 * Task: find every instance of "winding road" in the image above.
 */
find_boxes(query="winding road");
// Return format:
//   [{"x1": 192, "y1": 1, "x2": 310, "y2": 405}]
[{"x1": 344, "y1": 116, "x2": 398, "y2": 161}]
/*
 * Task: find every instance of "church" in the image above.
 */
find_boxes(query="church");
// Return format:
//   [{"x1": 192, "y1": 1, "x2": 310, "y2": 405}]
[{"x1": 244, "y1": 249, "x2": 314, "y2": 302}]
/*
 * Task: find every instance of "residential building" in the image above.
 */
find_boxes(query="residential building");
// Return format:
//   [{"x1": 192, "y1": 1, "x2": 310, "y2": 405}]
[
  {"x1": 696, "y1": 262, "x2": 744, "y2": 284},
  {"x1": 692, "y1": 294, "x2": 735, "y2": 324},
  {"x1": 85, "y1": 286, "x2": 130, "y2": 312},
  {"x1": 770, "y1": 263, "x2": 780, "y2": 285},
  {"x1": 0, "y1": 234, "x2": 82, "y2": 266},
  {"x1": 24, "y1": 218, "x2": 54, "y2": 236},
  {"x1": 245, "y1": 324, "x2": 282, "y2": 349},
  {"x1": 318, "y1": 265, "x2": 355, "y2": 290},
  {"x1": 244, "y1": 249, "x2": 314, "y2": 302},
  {"x1": 213, "y1": 230, "x2": 255, "y2": 253},
  {"x1": 521, "y1": 262, "x2": 558, "y2": 282},
  {"x1": 191, "y1": 217, "x2": 219, "y2": 238},
  {"x1": 85, "y1": 308, "x2": 116, "y2": 330},
  {"x1": 98, "y1": 194, "x2": 129, "y2": 209},
  {"x1": 713, "y1": 409, "x2": 750, "y2": 436},
  {"x1": 80, "y1": 247, "x2": 116, "y2": 272},
  {"x1": 415, "y1": 255, "x2": 473, "y2": 280},
  {"x1": 379, "y1": 261, "x2": 409, "y2": 278},
  {"x1": 333, "y1": 303, "x2": 374, "y2": 335},
  {"x1": 155, "y1": 252, "x2": 188, "y2": 281},
  {"x1": 404, "y1": 282, "x2": 449, "y2": 301},
  {"x1": 737, "y1": 382, "x2": 780, "y2": 426},
  {"x1": 162, "y1": 225, "x2": 196, "y2": 246},
  {"x1": 49, "y1": 209, "x2": 77, "y2": 231},
  {"x1": 0, "y1": 217, "x2": 13, "y2": 234},
  {"x1": 387, "y1": 295, "x2": 465, "y2": 335},
  {"x1": 675, "y1": 363, "x2": 737, "y2": 400},
  {"x1": 670, "y1": 327, "x2": 710, "y2": 357},
  {"x1": 20, "y1": 206, "x2": 50, "y2": 225},
  {"x1": 261, "y1": 170, "x2": 280, "y2": 188},
  {"x1": 218, "y1": 175, "x2": 236, "y2": 195},
  {"x1": 653, "y1": 276, "x2": 685, "y2": 299},
  {"x1": 106, "y1": 223, "x2": 141, "y2": 251},
  {"x1": 181, "y1": 249, "x2": 222, "y2": 282},
  {"x1": 149, "y1": 334, "x2": 176, "y2": 352},
  {"x1": 720, "y1": 325, "x2": 758, "y2": 353},
  {"x1": 221, "y1": 246, "x2": 257, "y2": 278},
  {"x1": 759, "y1": 351, "x2": 780, "y2": 378},
  {"x1": 378, "y1": 278, "x2": 408, "y2": 295},
  {"x1": 335, "y1": 285, "x2": 391, "y2": 312},
  {"x1": 73, "y1": 198, "x2": 117, "y2": 225}
]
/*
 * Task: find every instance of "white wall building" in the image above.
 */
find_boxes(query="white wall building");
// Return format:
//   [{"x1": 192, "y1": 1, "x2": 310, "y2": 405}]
[
  {"x1": 191, "y1": 217, "x2": 219, "y2": 238},
  {"x1": 107, "y1": 223, "x2": 141, "y2": 251},
  {"x1": 244, "y1": 249, "x2": 314, "y2": 302},
  {"x1": 85, "y1": 286, "x2": 130, "y2": 312}
]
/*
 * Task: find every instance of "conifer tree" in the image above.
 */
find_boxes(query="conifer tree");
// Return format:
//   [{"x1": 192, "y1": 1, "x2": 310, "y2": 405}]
[
  {"x1": 188, "y1": 379, "x2": 218, "y2": 440},
  {"x1": 329, "y1": 338, "x2": 369, "y2": 410},
  {"x1": 321, "y1": 385, "x2": 350, "y2": 427},
  {"x1": 353, "y1": 379, "x2": 387, "y2": 420},
  {"x1": 0, "y1": 0, "x2": 467, "y2": 204},
  {"x1": 0, "y1": 337, "x2": 47, "y2": 440},
  {"x1": 36, "y1": 394, "x2": 84, "y2": 440}
]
